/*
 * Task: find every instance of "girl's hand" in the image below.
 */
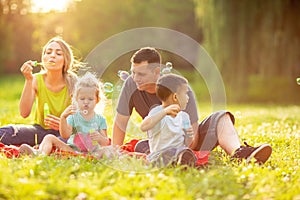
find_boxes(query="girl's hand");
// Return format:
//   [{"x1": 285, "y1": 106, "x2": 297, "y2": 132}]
[
  {"x1": 90, "y1": 130, "x2": 109, "y2": 146},
  {"x1": 20, "y1": 61, "x2": 35, "y2": 80},
  {"x1": 44, "y1": 114, "x2": 60, "y2": 130},
  {"x1": 60, "y1": 105, "x2": 76, "y2": 119},
  {"x1": 90, "y1": 131, "x2": 101, "y2": 142}
]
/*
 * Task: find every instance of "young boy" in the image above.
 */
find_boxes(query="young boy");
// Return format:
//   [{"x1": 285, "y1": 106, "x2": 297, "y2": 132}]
[{"x1": 140, "y1": 74, "x2": 196, "y2": 166}]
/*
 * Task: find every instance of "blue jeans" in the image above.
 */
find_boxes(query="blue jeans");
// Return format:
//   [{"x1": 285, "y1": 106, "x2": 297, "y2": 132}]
[{"x1": 0, "y1": 124, "x2": 61, "y2": 146}]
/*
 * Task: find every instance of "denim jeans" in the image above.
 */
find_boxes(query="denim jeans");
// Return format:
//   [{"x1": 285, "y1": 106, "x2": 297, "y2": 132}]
[{"x1": 0, "y1": 124, "x2": 60, "y2": 146}]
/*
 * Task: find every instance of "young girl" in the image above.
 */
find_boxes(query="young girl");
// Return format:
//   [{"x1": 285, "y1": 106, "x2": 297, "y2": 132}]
[
  {"x1": 19, "y1": 72, "x2": 110, "y2": 156},
  {"x1": 0, "y1": 37, "x2": 78, "y2": 146}
]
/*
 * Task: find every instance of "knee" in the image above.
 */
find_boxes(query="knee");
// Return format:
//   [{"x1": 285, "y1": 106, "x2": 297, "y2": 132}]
[
  {"x1": 43, "y1": 134, "x2": 57, "y2": 142},
  {"x1": 218, "y1": 113, "x2": 234, "y2": 126}
]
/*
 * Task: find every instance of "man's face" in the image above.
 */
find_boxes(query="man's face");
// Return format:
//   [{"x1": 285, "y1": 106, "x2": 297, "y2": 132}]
[{"x1": 131, "y1": 61, "x2": 160, "y2": 92}]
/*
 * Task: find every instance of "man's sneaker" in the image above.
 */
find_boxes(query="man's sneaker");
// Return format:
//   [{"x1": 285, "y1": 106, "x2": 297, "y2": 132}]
[
  {"x1": 232, "y1": 142, "x2": 272, "y2": 164},
  {"x1": 134, "y1": 139, "x2": 150, "y2": 154},
  {"x1": 19, "y1": 144, "x2": 38, "y2": 156},
  {"x1": 177, "y1": 149, "x2": 197, "y2": 167}
]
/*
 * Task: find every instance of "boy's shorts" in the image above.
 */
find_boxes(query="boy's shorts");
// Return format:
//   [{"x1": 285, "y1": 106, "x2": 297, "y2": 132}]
[{"x1": 194, "y1": 110, "x2": 235, "y2": 151}]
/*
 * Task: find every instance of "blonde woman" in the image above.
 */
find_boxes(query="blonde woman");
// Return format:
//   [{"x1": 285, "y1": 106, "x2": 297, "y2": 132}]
[{"x1": 0, "y1": 37, "x2": 79, "y2": 146}]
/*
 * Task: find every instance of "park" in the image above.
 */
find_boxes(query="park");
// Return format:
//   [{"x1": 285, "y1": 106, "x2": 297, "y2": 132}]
[{"x1": 0, "y1": 0, "x2": 299, "y2": 199}]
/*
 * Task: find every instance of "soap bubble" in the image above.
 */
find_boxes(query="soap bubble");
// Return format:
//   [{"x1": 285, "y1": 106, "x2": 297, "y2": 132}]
[
  {"x1": 161, "y1": 62, "x2": 173, "y2": 75},
  {"x1": 118, "y1": 70, "x2": 130, "y2": 81},
  {"x1": 103, "y1": 82, "x2": 114, "y2": 93}
]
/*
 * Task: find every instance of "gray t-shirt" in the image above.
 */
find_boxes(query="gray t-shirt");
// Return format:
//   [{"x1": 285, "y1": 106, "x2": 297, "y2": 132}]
[{"x1": 116, "y1": 76, "x2": 199, "y2": 124}]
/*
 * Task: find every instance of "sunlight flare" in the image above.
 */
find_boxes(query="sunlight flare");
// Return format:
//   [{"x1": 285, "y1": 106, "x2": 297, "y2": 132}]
[{"x1": 31, "y1": 0, "x2": 72, "y2": 13}]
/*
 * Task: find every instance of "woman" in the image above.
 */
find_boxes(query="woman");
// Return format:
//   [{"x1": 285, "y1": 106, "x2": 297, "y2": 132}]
[{"x1": 0, "y1": 37, "x2": 80, "y2": 146}]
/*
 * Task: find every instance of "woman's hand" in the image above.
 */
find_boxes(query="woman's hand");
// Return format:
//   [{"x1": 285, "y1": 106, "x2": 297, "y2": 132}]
[
  {"x1": 20, "y1": 61, "x2": 35, "y2": 80},
  {"x1": 44, "y1": 114, "x2": 60, "y2": 130}
]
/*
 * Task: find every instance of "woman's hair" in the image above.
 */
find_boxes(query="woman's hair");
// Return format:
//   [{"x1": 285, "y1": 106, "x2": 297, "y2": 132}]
[
  {"x1": 156, "y1": 74, "x2": 188, "y2": 101},
  {"x1": 72, "y1": 72, "x2": 106, "y2": 112},
  {"x1": 42, "y1": 37, "x2": 80, "y2": 97}
]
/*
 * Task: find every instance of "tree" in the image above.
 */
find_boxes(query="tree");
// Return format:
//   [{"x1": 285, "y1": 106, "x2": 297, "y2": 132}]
[{"x1": 195, "y1": 0, "x2": 300, "y2": 103}]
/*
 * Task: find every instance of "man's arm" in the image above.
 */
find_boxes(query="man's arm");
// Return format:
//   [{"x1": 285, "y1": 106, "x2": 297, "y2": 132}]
[{"x1": 112, "y1": 113, "x2": 130, "y2": 146}]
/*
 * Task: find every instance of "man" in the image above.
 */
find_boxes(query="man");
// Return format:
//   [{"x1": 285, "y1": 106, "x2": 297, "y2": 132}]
[{"x1": 112, "y1": 47, "x2": 272, "y2": 164}]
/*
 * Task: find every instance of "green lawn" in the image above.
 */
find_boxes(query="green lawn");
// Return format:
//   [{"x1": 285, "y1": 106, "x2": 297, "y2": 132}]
[{"x1": 0, "y1": 75, "x2": 299, "y2": 200}]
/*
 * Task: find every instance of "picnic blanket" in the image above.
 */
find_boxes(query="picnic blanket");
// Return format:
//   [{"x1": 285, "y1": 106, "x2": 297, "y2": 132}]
[
  {"x1": 120, "y1": 139, "x2": 210, "y2": 166},
  {"x1": 0, "y1": 139, "x2": 209, "y2": 166}
]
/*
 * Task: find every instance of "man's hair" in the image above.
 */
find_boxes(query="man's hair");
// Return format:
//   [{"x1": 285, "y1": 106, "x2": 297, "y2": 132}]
[
  {"x1": 130, "y1": 47, "x2": 161, "y2": 64},
  {"x1": 156, "y1": 74, "x2": 188, "y2": 101}
]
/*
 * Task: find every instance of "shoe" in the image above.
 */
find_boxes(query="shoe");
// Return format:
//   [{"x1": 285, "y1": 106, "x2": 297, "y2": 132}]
[
  {"x1": 177, "y1": 149, "x2": 196, "y2": 167},
  {"x1": 19, "y1": 144, "x2": 37, "y2": 156},
  {"x1": 232, "y1": 142, "x2": 272, "y2": 164},
  {"x1": 134, "y1": 140, "x2": 150, "y2": 154}
]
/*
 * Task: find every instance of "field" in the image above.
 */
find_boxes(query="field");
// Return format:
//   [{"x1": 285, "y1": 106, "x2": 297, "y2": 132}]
[{"x1": 0, "y1": 75, "x2": 299, "y2": 200}]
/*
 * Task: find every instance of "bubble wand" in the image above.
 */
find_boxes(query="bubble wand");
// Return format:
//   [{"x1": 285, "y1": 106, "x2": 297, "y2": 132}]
[{"x1": 33, "y1": 61, "x2": 56, "y2": 67}]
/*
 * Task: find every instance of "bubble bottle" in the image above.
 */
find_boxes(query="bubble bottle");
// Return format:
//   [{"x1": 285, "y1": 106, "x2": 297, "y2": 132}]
[{"x1": 44, "y1": 103, "x2": 50, "y2": 119}]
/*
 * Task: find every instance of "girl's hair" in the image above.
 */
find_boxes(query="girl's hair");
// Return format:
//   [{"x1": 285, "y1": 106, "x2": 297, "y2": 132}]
[
  {"x1": 42, "y1": 37, "x2": 80, "y2": 97},
  {"x1": 72, "y1": 72, "x2": 106, "y2": 113},
  {"x1": 156, "y1": 74, "x2": 188, "y2": 101}
]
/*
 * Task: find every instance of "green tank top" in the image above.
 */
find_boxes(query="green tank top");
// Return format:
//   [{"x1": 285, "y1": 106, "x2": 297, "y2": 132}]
[{"x1": 34, "y1": 73, "x2": 71, "y2": 129}]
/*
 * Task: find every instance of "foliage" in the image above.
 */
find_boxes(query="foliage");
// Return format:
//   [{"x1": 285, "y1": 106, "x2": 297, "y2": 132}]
[
  {"x1": 194, "y1": 0, "x2": 300, "y2": 103},
  {"x1": 0, "y1": 75, "x2": 299, "y2": 199},
  {"x1": 0, "y1": 0, "x2": 300, "y2": 102}
]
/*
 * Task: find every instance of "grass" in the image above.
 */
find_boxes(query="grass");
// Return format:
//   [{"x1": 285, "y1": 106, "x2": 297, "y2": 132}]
[{"x1": 0, "y1": 74, "x2": 299, "y2": 200}]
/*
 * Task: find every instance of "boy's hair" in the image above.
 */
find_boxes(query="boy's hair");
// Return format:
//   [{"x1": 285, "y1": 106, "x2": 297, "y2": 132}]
[
  {"x1": 130, "y1": 47, "x2": 161, "y2": 66},
  {"x1": 73, "y1": 72, "x2": 104, "y2": 103},
  {"x1": 156, "y1": 74, "x2": 188, "y2": 101}
]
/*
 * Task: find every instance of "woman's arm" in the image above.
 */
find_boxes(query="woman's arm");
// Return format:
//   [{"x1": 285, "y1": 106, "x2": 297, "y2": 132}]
[{"x1": 19, "y1": 61, "x2": 37, "y2": 118}]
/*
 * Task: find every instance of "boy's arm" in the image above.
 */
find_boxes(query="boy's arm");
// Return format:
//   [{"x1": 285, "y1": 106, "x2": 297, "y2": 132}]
[
  {"x1": 184, "y1": 127, "x2": 194, "y2": 147},
  {"x1": 140, "y1": 104, "x2": 180, "y2": 132},
  {"x1": 189, "y1": 122, "x2": 199, "y2": 149}
]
